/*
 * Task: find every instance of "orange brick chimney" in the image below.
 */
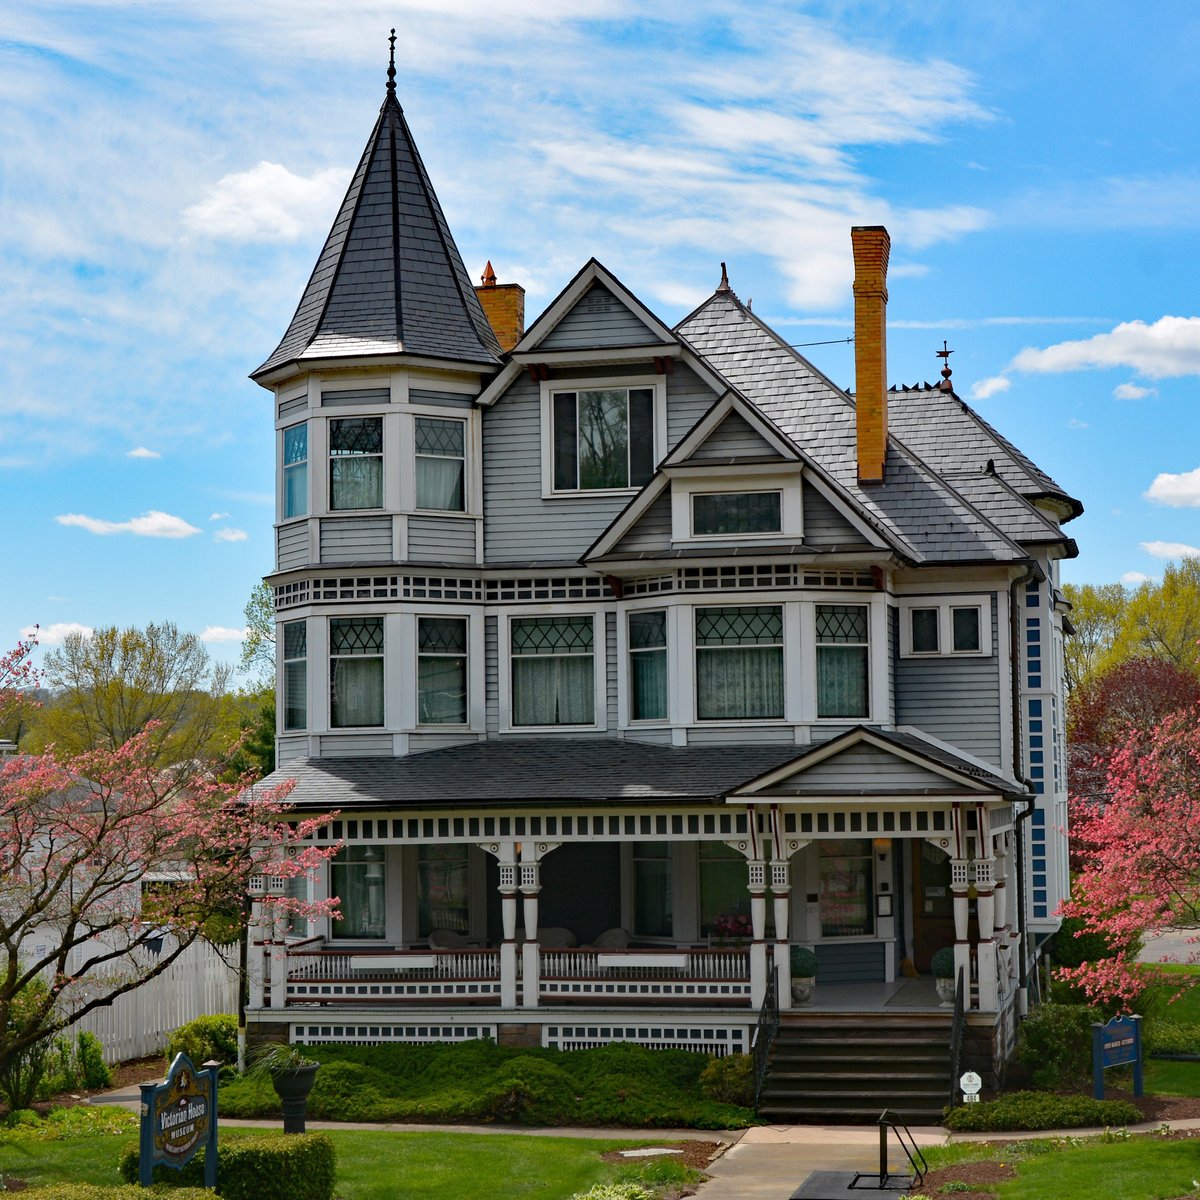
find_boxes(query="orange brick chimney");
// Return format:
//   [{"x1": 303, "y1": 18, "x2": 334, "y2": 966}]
[
  {"x1": 851, "y1": 226, "x2": 890, "y2": 485},
  {"x1": 475, "y1": 261, "x2": 525, "y2": 354}
]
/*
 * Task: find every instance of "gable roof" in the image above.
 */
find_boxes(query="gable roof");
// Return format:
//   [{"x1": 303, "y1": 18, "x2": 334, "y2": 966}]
[{"x1": 252, "y1": 89, "x2": 501, "y2": 382}]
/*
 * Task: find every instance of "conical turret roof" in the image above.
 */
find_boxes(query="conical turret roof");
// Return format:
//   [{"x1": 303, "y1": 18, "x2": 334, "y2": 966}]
[{"x1": 253, "y1": 87, "x2": 501, "y2": 380}]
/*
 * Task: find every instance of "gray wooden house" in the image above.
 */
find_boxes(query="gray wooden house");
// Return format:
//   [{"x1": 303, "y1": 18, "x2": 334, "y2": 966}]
[{"x1": 246, "y1": 66, "x2": 1078, "y2": 1113}]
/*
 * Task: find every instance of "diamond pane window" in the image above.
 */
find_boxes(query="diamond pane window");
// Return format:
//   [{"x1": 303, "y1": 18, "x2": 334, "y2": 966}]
[
  {"x1": 418, "y1": 616, "x2": 468, "y2": 725},
  {"x1": 952, "y1": 607, "x2": 982, "y2": 652},
  {"x1": 415, "y1": 417, "x2": 465, "y2": 512},
  {"x1": 282, "y1": 619, "x2": 307, "y2": 731},
  {"x1": 692, "y1": 491, "x2": 781, "y2": 536},
  {"x1": 696, "y1": 606, "x2": 783, "y2": 720},
  {"x1": 283, "y1": 423, "x2": 308, "y2": 519},
  {"x1": 816, "y1": 604, "x2": 868, "y2": 718},
  {"x1": 511, "y1": 616, "x2": 595, "y2": 726},
  {"x1": 329, "y1": 417, "x2": 383, "y2": 510},
  {"x1": 629, "y1": 611, "x2": 667, "y2": 721},
  {"x1": 330, "y1": 616, "x2": 384, "y2": 727},
  {"x1": 551, "y1": 387, "x2": 654, "y2": 491},
  {"x1": 911, "y1": 608, "x2": 939, "y2": 653}
]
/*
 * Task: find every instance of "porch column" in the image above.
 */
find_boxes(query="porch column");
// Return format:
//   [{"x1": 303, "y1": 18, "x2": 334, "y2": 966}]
[
  {"x1": 950, "y1": 805, "x2": 972, "y2": 1005},
  {"x1": 771, "y1": 858, "x2": 792, "y2": 1010},
  {"x1": 993, "y1": 832, "x2": 1013, "y2": 994},
  {"x1": 247, "y1": 876, "x2": 266, "y2": 1010},
  {"x1": 519, "y1": 845, "x2": 542, "y2": 1009},
  {"x1": 489, "y1": 843, "x2": 519, "y2": 1008},
  {"x1": 266, "y1": 873, "x2": 287, "y2": 1011},
  {"x1": 974, "y1": 806, "x2": 998, "y2": 1012},
  {"x1": 748, "y1": 857, "x2": 768, "y2": 1008}
]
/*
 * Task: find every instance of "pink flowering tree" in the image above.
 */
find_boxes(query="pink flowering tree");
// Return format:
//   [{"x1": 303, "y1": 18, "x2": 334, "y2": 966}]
[
  {"x1": 1059, "y1": 705, "x2": 1200, "y2": 1004},
  {"x1": 0, "y1": 639, "x2": 338, "y2": 1078}
]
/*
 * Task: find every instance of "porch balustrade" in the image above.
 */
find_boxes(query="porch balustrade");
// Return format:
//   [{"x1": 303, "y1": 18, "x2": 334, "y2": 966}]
[{"x1": 538, "y1": 946, "x2": 752, "y2": 1004}]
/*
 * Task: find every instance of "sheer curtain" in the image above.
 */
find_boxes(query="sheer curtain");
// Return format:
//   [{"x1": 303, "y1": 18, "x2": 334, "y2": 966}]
[
  {"x1": 332, "y1": 658, "x2": 384, "y2": 726},
  {"x1": 512, "y1": 656, "x2": 594, "y2": 725},
  {"x1": 416, "y1": 456, "x2": 464, "y2": 510},
  {"x1": 697, "y1": 646, "x2": 784, "y2": 720},
  {"x1": 331, "y1": 847, "x2": 386, "y2": 939}
]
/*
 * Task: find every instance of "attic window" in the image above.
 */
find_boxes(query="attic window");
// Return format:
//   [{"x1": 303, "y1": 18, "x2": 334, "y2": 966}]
[
  {"x1": 552, "y1": 388, "x2": 655, "y2": 491},
  {"x1": 692, "y1": 491, "x2": 781, "y2": 536}
]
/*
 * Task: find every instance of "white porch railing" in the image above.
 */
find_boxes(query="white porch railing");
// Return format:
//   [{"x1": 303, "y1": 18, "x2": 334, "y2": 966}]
[
  {"x1": 284, "y1": 945, "x2": 503, "y2": 1004},
  {"x1": 538, "y1": 946, "x2": 752, "y2": 1004}
]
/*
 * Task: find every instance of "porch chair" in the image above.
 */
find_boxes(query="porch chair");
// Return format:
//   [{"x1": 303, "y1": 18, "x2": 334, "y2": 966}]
[
  {"x1": 591, "y1": 927, "x2": 631, "y2": 950},
  {"x1": 428, "y1": 928, "x2": 470, "y2": 951}
]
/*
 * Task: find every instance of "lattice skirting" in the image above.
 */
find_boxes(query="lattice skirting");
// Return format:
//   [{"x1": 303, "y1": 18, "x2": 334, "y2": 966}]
[
  {"x1": 288, "y1": 981, "x2": 500, "y2": 1002},
  {"x1": 291, "y1": 1022, "x2": 498, "y2": 1044},
  {"x1": 543, "y1": 1023, "x2": 749, "y2": 1055},
  {"x1": 539, "y1": 980, "x2": 751, "y2": 1001}
]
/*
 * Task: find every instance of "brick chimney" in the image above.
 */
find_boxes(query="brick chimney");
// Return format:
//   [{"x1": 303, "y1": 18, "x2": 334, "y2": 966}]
[
  {"x1": 851, "y1": 226, "x2": 891, "y2": 485},
  {"x1": 475, "y1": 261, "x2": 525, "y2": 354}
]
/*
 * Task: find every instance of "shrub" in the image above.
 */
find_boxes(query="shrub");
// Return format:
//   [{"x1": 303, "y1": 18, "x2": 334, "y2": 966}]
[
  {"x1": 1049, "y1": 915, "x2": 1140, "y2": 970},
  {"x1": 942, "y1": 1090, "x2": 1140, "y2": 1132},
  {"x1": 790, "y1": 946, "x2": 818, "y2": 977},
  {"x1": 699, "y1": 1053, "x2": 755, "y2": 1106},
  {"x1": 1144, "y1": 1018, "x2": 1200, "y2": 1056},
  {"x1": 931, "y1": 947, "x2": 956, "y2": 979},
  {"x1": 121, "y1": 1131, "x2": 335, "y2": 1200},
  {"x1": 1016, "y1": 1003, "x2": 1096, "y2": 1089},
  {"x1": 0, "y1": 975, "x2": 54, "y2": 1110},
  {"x1": 572, "y1": 1186, "x2": 654, "y2": 1200},
  {"x1": 166, "y1": 1013, "x2": 239, "y2": 1068},
  {"x1": 22, "y1": 1188, "x2": 213, "y2": 1199},
  {"x1": 76, "y1": 1031, "x2": 113, "y2": 1089}
]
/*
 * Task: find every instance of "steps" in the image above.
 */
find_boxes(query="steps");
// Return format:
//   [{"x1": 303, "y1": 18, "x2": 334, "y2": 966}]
[{"x1": 757, "y1": 1011, "x2": 953, "y2": 1125}]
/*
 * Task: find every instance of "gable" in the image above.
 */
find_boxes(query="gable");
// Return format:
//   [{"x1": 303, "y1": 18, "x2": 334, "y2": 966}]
[
  {"x1": 610, "y1": 491, "x2": 673, "y2": 556},
  {"x1": 763, "y1": 742, "x2": 964, "y2": 796},
  {"x1": 803, "y1": 488, "x2": 872, "y2": 547},
  {"x1": 541, "y1": 283, "x2": 664, "y2": 350},
  {"x1": 682, "y1": 411, "x2": 786, "y2": 463}
]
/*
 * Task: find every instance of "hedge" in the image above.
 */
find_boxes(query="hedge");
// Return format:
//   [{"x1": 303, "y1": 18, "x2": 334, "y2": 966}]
[
  {"x1": 165, "y1": 1014, "x2": 239, "y2": 1069},
  {"x1": 120, "y1": 1132, "x2": 334, "y2": 1200},
  {"x1": 943, "y1": 1091, "x2": 1142, "y2": 1132},
  {"x1": 21, "y1": 1189, "x2": 213, "y2": 1199}
]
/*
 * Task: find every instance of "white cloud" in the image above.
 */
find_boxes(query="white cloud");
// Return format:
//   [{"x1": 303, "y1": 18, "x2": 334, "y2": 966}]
[
  {"x1": 21, "y1": 621, "x2": 94, "y2": 644},
  {"x1": 209, "y1": 512, "x2": 230, "y2": 521},
  {"x1": 214, "y1": 527, "x2": 248, "y2": 542},
  {"x1": 1067, "y1": 417, "x2": 1088, "y2": 429},
  {"x1": 1010, "y1": 316, "x2": 1200, "y2": 379},
  {"x1": 1145, "y1": 467, "x2": 1200, "y2": 507},
  {"x1": 1121, "y1": 571, "x2": 1152, "y2": 585},
  {"x1": 970, "y1": 375, "x2": 1010, "y2": 400},
  {"x1": 1113, "y1": 382, "x2": 1157, "y2": 400},
  {"x1": 55, "y1": 510, "x2": 202, "y2": 538},
  {"x1": 1141, "y1": 540, "x2": 1200, "y2": 560},
  {"x1": 126, "y1": 446, "x2": 161, "y2": 459},
  {"x1": 183, "y1": 162, "x2": 348, "y2": 243},
  {"x1": 200, "y1": 625, "x2": 247, "y2": 643}
]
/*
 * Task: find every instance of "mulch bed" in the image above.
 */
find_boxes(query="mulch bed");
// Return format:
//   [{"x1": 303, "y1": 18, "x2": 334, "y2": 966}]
[
  {"x1": 0, "y1": 1054, "x2": 163, "y2": 1120},
  {"x1": 920, "y1": 1158, "x2": 1016, "y2": 1199}
]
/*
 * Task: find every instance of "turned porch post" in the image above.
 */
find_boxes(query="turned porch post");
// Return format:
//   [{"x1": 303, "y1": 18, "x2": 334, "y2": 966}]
[
  {"x1": 950, "y1": 804, "x2": 972, "y2": 1007},
  {"x1": 487, "y1": 843, "x2": 520, "y2": 1008}
]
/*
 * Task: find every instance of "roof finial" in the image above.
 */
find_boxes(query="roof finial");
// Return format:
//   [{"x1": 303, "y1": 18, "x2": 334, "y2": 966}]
[
  {"x1": 936, "y1": 339, "x2": 954, "y2": 392},
  {"x1": 716, "y1": 262, "x2": 731, "y2": 293},
  {"x1": 481, "y1": 260, "x2": 497, "y2": 287},
  {"x1": 387, "y1": 28, "x2": 397, "y2": 95}
]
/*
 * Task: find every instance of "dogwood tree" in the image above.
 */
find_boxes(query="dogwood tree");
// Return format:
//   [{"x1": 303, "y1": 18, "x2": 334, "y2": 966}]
[
  {"x1": 0, "y1": 639, "x2": 337, "y2": 1078},
  {"x1": 1059, "y1": 705, "x2": 1200, "y2": 1003}
]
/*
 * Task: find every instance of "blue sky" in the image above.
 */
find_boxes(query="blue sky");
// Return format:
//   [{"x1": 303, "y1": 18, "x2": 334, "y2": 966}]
[{"x1": 3, "y1": 2, "x2": 1199, "y2": 674}]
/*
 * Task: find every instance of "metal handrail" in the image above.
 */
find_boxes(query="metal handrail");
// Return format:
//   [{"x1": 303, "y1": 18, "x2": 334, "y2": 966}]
[
  {"x1": 751, "y1": 968, "x2": 779, "y2": 1107},
  {"x1": 948, "y1": 968, "x2": 966, "y2": 1109}
]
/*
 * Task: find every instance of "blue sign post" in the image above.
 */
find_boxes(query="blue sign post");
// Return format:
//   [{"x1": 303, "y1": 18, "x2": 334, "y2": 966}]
[
  {"x1": 1092, "y1": 1014, "x2": 1143, "y2": 1100},
  {"x1": 138, "y1": 1052, "x2": 218, "y2": 1188}
]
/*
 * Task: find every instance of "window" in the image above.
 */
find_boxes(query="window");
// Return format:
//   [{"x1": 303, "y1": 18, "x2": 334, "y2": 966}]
[
  {"x1": 911, "y1": 608, "x2": 939, "y2": 654},
  {"x1": 330, "y1": 616, "x2": 384, "y2": 727},
  {"x1": 283, "y1": 423, "x2": 308, "y2": 518},
  {"x1": 330, "y1": 845, "x2": 386, "y2": 939},
  {"x1": 632, "y1": 841, "x2": 672, "y2": 938},
  {"x1": 692, "y1": 491, "x2": 781, "y2": 536},
  {"x1": 418, "y1": 844, "x2": 469, "y2": 937},
  {"x1": 700, "y1": 842, "x2": 750, "y2": 940},
  {"x1": 511, "y1": 616, "x2": 595, "y2": 726},
  {"x1": 628, "y1": 610, "x2": 667, "y2": 721},
  {"x1": 819, "y1": 839, "x2": 873, "y2": 937},
  {"x1": 329, "y1": 417, "x2": 383, "y2": 510},
  {"x1": 816, "y1": 604, "x2": 868, "y2": 718},
  {"x1": 552, "y1": 387, "x2": 654, "y2": 491},
  {"x1": 900, "y1": 598, "x2": 990, "y2": 657},
  {"x1": 415, "y1": 417, "x2": 465, "y2": 511},
  {"x1": 282, "y1": 620, "x2": 307, "y2": 731},
  {"x1": 695, "y1": 606, "x2": 784, "y2": 721},
  {"x1": 952, "y1": 606, "x2": 981, "y2": 652},
  {"x1": 418, "y1": 616, "x2": 467, "y2": 725}
]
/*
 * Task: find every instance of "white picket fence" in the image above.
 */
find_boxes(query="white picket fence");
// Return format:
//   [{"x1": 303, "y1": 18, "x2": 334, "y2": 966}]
[{"x1": 64, "y1": 937, "x2": 239, "y2": 1065}]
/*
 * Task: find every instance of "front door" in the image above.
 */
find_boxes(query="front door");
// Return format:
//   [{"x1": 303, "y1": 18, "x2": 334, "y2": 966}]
[{"x1": 910, "y1": 841, "x2": 976, "y2": 972}]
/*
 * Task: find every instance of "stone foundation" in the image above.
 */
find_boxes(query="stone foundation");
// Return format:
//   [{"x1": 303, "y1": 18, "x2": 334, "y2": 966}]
[{"x1": 497, "y1": 1023, "x2": 543, "y2": 1049}]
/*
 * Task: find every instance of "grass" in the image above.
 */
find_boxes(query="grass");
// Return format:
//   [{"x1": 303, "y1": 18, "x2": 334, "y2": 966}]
[
  {"x1": 0, "y1": 1108, "x2": 703, "y2": 1199},
  {"x1": 1143, "y1": 1057, "x2": 1200, "y2": 1097}
]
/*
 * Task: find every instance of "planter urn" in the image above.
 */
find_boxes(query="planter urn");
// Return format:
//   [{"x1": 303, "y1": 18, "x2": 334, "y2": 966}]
[
  {"x1": 791, "y1": 977, "x2": 816, "y2": 1005},
  {"x1": 271, "y1": 1063, "x2": 320, "y2": 1133},
  {"x1": 935, "y1": 977, "x2": 956, "y2": 1006}
]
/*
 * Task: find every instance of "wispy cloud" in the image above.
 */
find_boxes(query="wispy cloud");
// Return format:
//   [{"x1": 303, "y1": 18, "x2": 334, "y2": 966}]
[
  {"x1": 20, "y1": 621, "x2": 94, "y2": 644},
  {"x1": 970, "y1": 375, "x2": 1010, "y2": 400},
  {"x1": 1141, "y1": 540, "x2": 1200, "y2": 559},
  {"x1": 1113, "y1": 382, "x2": 1157, "y2": 400},
  {"x1": 55, "y1": 510, "x2": 202, "y2": 538},
  {"x1": 127, "y1": 446, "x2": 161, "y2": 459},
  {"x1": 1120, "y1": 571, "x2": 1152, "y2": 585},
  {"x1": 1067, "y1": 417, "x2": 1088, "y2": 429},
  {"x1": 214, "y1": 527, "x2": 248, "y2": 542},
  {"x1": 183, "y1": 162, "x2": 348, "y2": 242},
  {"x1": 209, "y1": 512, "x2": 230, "y2": 521},
  {"x1": 1145, "y1": 467, "x2": 1200, "y2": 508},
  {"x1": 1010, "y1": 316, "x2": 1200, "y2": 379},
  {"x1": 200, "y1": 625, "x2": 247, "y2": 643}
]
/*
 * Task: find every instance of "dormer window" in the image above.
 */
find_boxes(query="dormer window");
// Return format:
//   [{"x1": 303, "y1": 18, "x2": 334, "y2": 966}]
[
  {"x1": 330, "y1": 417, "x2": 383, "y2": 510},
  {"x1": 551, "y1": 387, "x2": 655, "y2": 491},
  {"x1": 692, "y1": 491, "x2": 782, "y2": 537}
]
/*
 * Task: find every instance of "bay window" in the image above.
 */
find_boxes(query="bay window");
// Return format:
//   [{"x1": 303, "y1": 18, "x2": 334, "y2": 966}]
[
  {"x1": 628, "y1": 610, "x2": 667, "y2": 721},
  {"x1": 816, "y1": 604, "x2": 869, "y2": 718},
  {"x1": 511, "y1": 615, "x2": 595, "y2": 726},
  {"x1": 330, "y1": 616, "x2": 384, "y2": 728},
  {"x1": 282, "y1": 619, "x2": 307, "y2": 731},
  {"x1": 329, "y1": 416, "x2": 383, "y2": 510},
  {"x1": 552, "y1": 387, "x2": 654, "y2": 491},
  {"x1": 695, "y1": 606, "x2": 784, "y2": 721},
  {"x1": 283, "y1": 422, "x2": 308, "y2": 518},
  {"x1": 417, "y1": 616, "x2": 467, "y2": 725},
  {"x1": 415, "y1": 417, "x2": 465, "y2": 511}
]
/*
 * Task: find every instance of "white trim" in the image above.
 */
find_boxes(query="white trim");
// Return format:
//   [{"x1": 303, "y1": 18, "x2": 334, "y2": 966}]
[
  {"x1": 670, "y1": 470, "x2": 803, "y2": 545},
  {"x1": 411, "y1": 610, "x2": 475, "y2": 732},
  {"x1": 661, "y1": 391, "x2": 800, "y2": 467},
  {"x1": 897, "y1": 594, "x2": 993, "y2": 657}
]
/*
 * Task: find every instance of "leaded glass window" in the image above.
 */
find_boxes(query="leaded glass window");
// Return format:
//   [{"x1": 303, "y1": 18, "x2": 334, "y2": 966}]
[
  {"x1": 551, "y1": 387, "x2": 654, "y2": 491},
  {"x1": 816, "y1": 604, "x2": 868, "y2": 718},
  {"x1": 695, "y1": 606, "x2": 784, "y2": 720},
  {"x1": 415, "y1": 417, "x2": 465, "y2": 512},
  {"x1": 511, "y1": 615, "x2": 595, "y2": 726},
  {"x1": 692, "y1": 491, "x2": 781, "y2": 536},
  {"x1": 418, "y1": 616, "x2": 467, "y2": 725},
  {"x1": 819, "y1": 838, "x2": 873, "y2": 937},
  {"x1": 629, "y1": 610, "x2": 667, "y2": 721},
  {"x1": 331, "y1": 845, "x2": 386, "y2": 940},
  {"x1": 282, "y1": 619, "x2": 307, "y2": 731},
  {"x1": 329, "y1": 417, "x2": 383, "y2": 510},
  {"x1": 283, "y1": 423, "x2": 308, "y2": 519},
  {"x1": 330, "y1": 616, "x2": 384, "y2": 727}
]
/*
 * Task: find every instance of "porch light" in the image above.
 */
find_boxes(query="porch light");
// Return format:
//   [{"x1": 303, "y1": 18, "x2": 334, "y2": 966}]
[{"x1": 872, "y1": 838, "x2": 892, "y2": 853}]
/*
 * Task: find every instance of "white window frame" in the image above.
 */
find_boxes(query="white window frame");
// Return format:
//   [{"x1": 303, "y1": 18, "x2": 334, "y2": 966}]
[
  {"x1": 693, "y1": 603, "x2": 786, "y2": 724},
  {"x1": 499, "y1": 608, "x2": 607, "y2": 733},
  {"x1": 798, "y1": 594, "x2": 888, "y2": 724},
  {"x1": 281, "y1": 619, "x2": 308, "y2": 732},
  {"x1": 414, "y1": 612, "x2": 470, "y2": 728},
  {"x1": 413, "y1": 414, "x2": 468, "y2": 514},
  {"x1": 280, "y1": 421, "x2": 309, "y2": 521},
  {"x1": 898, "y1": 595, "x2": 992, "y2": 658},
  {"x1": 328, "y1": 414, "x2": 385, "y2": 513},
  {"x1": 668, "y1": 467, "x2": 803, "y2": 544},
  {"x1": 539, "y1": 376, "x2": 667, "y2": 498},
  {"x1": 625, "y1": 607, "x2": 670, "y2": 725},
  {"x1": 329, "y1": 614, "x2": 386, "y2": 729}
]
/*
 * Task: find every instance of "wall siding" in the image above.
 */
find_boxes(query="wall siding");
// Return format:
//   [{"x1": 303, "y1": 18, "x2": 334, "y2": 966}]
[
  {"x1": 804, "y1": 490, "x2": 867, "y2": 546},
  {"x1": 485, "y1": 615, "x2": 499, "y2": 736},
  {"x1": 612, "y1": 493, "x2": 673, "y2": 555},
  {"x1": 408, "y1": 516, "x2": 476, "y2": 563},
  {"x1": 410, "y1": 389, "x2": 473, "y2": 409},
  {"x1": 322, "y1": 387, "x2": 390, "y2": 406},
  {"x1": 685, "y1": 725, "x2": 798, "y2": 746},
  {"x1": 815, "y1": 941, "x2": 886, "y2": 984},
  {"x1": 408, "y1": 732, "x2": 483, "y2": 753},
  {"x1": 320, "y1": 516, "x2": 393, "y2": 564},
  {"x1": 666, "y1": 363, "x2": 722, "y2": 446},
  {"x1": 317, "y1": 733, "x2": 392, "y2": 756},
  {"x1": 687, "y1": 412, "x2": 779, "y2": 461},
  {"x1": 774, "y1": 744, "x2": 952, "y2": 793},
  {"x1": 541, "y1": 283, "x2": 655, "y2": 349},
  {"x1": 277, "y1": 735, "x2": 309, "y2": 765},
  {"x1": 278, "y1": 395, "x2": 307, "y2": 419},
  {"x1": 276, "y1": 522, "x2": 309, "y2": 571}
]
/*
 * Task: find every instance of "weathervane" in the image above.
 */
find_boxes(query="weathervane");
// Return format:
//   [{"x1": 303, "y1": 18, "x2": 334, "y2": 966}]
[
  {"x1": 387, "y1": 28, "x2": 397, "y2": 94},
  {"x1": 936, "y1": 339, "x2": 954, "y2": 392}
]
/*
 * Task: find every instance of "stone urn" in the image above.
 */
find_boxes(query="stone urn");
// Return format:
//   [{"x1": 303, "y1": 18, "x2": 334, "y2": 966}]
[
  {"x1": 791, "y1": 977, "x2": 816, "y2": 1005},
  {"x1": 271, "y1": 1063, "x2": 320, "y2": 1133},
  {"x1": 935, "y1": 977, "x2": 956, "y2": 1006},
  {"x1": 789, "y1": 946, "x2": 818, "y2": 1006}
]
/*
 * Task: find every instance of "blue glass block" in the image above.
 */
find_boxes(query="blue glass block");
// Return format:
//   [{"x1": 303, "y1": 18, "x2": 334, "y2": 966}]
[
  {"x1": 1033, "y1": 809, "x2": 1046, "y2": 824},
  {"x1": 1034, "y1": 890, "x2": 1048, "y2": 904},
  {"x1": 1030, "y1": 720, "x2": 1043, "y2": 733},
  {"x1": 1034, "y1": 905, "x2": 1048, "y2": 918},
  {"x1": 1033, "y1": 781, "x2": 1045, "y2": 793},
  {"x1": 1031, "y1": 768, "x2": 1044, "y2": 780},
  {"x1": 1033, "y1": 874, "x2": 1047, "y2": 887},
  {"x1": 1030, "y1": 751, "x2": 1044, "y2": 764},
  {"x1": 1029, "y1": 700, "x2": 1043, "y2": 716},
  {"x1": 1029, "y1": 675, "x2": 1041, "y2": 688},
  {"x1": 1030, "y1": 735, "x2": 1043, "y2": 747},
  {"x1": 1027, "y1": 629, "x2": 1042, "y2": 643}
]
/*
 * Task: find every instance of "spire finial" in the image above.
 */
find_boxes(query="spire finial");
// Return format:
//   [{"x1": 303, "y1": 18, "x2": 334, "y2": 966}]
[
  {"x1": 481, "y1": 260, "x2": 497, "y2": 287},
  {"x1": 387, "y1": 28, "x2": 397, "y2": 95},
  {"x1": 716, "y1": 262, "x2": 731, "y2": 293},
  {"x1": 936, "y1": 339, "x2": 954, "y2": 392}
]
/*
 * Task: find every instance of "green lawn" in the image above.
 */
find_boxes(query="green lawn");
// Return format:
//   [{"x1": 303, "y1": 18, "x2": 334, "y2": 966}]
[
  {"x1": 0, "y1": 1110, "x2": 700, "y2": 1199},
  {"x1": 1144, "y1": 1057, "x2": 1200, "y2": 1097}
]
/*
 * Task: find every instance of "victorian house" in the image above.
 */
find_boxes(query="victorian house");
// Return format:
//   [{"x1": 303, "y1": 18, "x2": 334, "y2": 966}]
[{"x1": 245, "y1": 63, "x2": 1078, "y2": 1116}]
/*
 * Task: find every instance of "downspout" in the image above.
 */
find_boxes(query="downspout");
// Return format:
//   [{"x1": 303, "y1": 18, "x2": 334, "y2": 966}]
[{"x1": 1010, "y1": 562, "x2": 1038, "y2": 1015}]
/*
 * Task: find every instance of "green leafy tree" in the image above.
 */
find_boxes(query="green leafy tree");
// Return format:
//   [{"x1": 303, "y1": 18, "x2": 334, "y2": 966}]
[
  {"x1": 240, "y1": 582, "x2": 276, "y2": 684},
  {"x1": 1119, "y1": 558, "x2": 1200, "y2": 675},
  {"x1": 1062, "y1": 582, "x2": 1128, "y2": 694}
]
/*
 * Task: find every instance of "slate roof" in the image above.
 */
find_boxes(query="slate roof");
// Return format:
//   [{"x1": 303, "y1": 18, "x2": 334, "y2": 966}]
[
  {"x1": 939, "y1": 470, "x2": 1071, "y2": 547},
  {"x1": 253, "y1": 90, "x2": 501, "y2": 380},
  {"x1": 675, "y1": 294, "x2": 1029, "y2": 566},
  {"x1": 260, "y1": 739, "x2": 807, "y2": 809}
]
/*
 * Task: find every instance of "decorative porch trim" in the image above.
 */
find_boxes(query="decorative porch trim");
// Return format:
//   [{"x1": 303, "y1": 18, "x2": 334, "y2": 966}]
[
  {"x1": 292, "y1": 1022, "x2": 497, "y2": 1044},
  {"x1": 544, "y1": 1023, "x2": 748, "y2": 1055}
]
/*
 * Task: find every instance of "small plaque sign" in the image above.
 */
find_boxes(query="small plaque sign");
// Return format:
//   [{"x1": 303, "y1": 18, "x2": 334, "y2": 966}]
[
  {"x1": 138, "y1": 1053, "x2": 218, "y2": 1188},
  {"x1": 1092, "y1": 1014, "x2": 1143, "y2": 1100},
  {"x1": 960, "y1": 1070, "x2": 982, "y2": 1103}
]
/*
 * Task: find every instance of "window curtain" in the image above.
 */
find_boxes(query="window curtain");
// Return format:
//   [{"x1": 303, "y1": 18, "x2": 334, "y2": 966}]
[
  {"x1": 819, "y1": 839, "x2": 873, "y2": 937},
  {"x1": 697, "y1": 647, "x2": 784, "y2": 720},
  {"x1": 331, "y1": 847, "x2": 386, "y2": 939},
  {"x1": 512, "y1": 656, "x2": 594, "y2": 725},
  {"x1": 283, "y1": 661, "x2": 307, "y2": 730},
  {"x1": 816, "y1": 646, "x2": 868, "y2": 717},
  {"x1": 700, "y1": 843, "x2": 750, "y2": 938},
  {"x1": 330, "y1": 457, "x2": 382, "y2": 510},
  {"x1": 283, "y1": 424, "x2": 307, "y2": 518},
  {"x1": 630, "y1": 650, "x2": 667, "y2": 720},
  {"x1": 418, "y1": 656, "x2": 467, "y2": 724},
  {"x1": 331, "y1": 657, "x2": 384, "y2": 727},
  {"x1": 416, "y1": 456, "x2": 464, "y2": 510}
]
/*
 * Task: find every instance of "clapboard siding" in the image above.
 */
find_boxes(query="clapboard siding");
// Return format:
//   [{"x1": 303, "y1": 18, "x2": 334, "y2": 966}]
[
  {"x1": 606, "y1": 612, "x2": 618, "y2": 733},
  {"x1": 408, "y1": 516, "x2": 476, "y2": 563},
  {"x1": 613, "y1": 493, "x2": 673, "y2": 555},
  {"x1": 685, "y1": 725, "x2": 798, "y2": 746},
  {"x1": 774, "y1": 744, "x2": 951, "y2": 793},
  {"x1": 804, "y1": 489, "x2": 867, "y2": 546},
  {"x1": 622, "y1": 727, "x2": 674, "y2": 745},
  {"x1": 320, "y1": 516, "x2": 393, "y2": 564},
  {"x1": 894, "y1": 597, "x2": 1002, "y2": 763},
  {"x1": 276, "y1": 522, "x2": 310, "y2": 570},
  {"x1": 541, "y1": 283, "x2": 656, "y2": 349},
  {"x1": 410, "y1": 389, "x2": 473, "y2": 409},
  {"x1": 278, "y1": 395, "x2": 307, "y2": 419},
  {"x1": 318, "y1": 733, "x2": 393, "y2": 756},
  {"x1": 687, "y1": 412, "x2": 780, "y2": 461},
  {"x1": 322, "y1": 387, "x2": 391, "y2": 406},
  {"x1": 276, "y1": 735, "x2": 309, "y2": 766},
  {"x1": 815, "y1": 941, "x2": 886, "y2": 984},
  {"x1": 408, "y1": 732, "x2": 483, "y2": 753},
  {"x1": 485, "y1": 615, "x2": 499, "y2": 736},
  {"x1": 665, "y1": 363, "x2": 722, "y2": 449}
]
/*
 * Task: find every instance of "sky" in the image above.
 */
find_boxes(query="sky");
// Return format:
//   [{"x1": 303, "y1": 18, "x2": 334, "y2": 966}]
[{"x1": 3, "y1": 2, "x2": 1199, "y2": 676}]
